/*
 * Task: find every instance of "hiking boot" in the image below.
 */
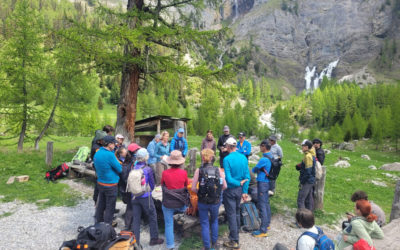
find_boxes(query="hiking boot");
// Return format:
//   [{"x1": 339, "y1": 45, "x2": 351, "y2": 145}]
[
  {"x1": 223, "y1": 240, "x2": 239, "y2": 249},
  {"x1": 252, "y1": 230, "x2": 268, "y2": 238},
  {"x1": 149, "y1": 238, "x2": 164, "y2": 246}
]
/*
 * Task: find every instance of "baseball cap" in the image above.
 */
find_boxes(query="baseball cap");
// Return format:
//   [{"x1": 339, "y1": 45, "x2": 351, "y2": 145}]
[
  {"x1": 225, "y1": 137, "x2": 237, "y2": 146},
  {"x1": 238, "y1": 132, "x2": 246, "y2": 137},
  {"x1": 103, "y1": 135, "x2": 117, "y2": 145},
  {"x1": 178, "y1": 128, "x2": 184, "y2": 133},
  {"x1": 269, "y1": 135, "x2": 277, "y2": 141},
  {"x1": 301, "y1": 139, "x2": 313, "y2": 149},
  {"x1": 115, "y1": 134, "x2": 124, "y2": 139},
  {"x1": 223, "y1": 125, "x2": 230, "y2": 132},
  {"x1": 127, "y1": 143, "x2": 141, "y2": 152},
  {"x1": 312, "y1": 138, "x2": 323, "y2": 145}
]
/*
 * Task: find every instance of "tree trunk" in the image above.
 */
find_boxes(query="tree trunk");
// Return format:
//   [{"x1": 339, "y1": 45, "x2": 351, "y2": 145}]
[
  {"x1": 115, "y1": 0, "x2": 143, "y2": 143},
  {"x1": 34, "y1": 81, "x2": 61, "y2": 150},
  {"x1": 18, "y1": 58, "x2": 27, "y2": 152}
]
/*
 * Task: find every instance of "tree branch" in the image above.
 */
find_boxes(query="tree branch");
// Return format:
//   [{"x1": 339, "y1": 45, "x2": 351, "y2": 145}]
[{"x1": 160, "y1": 0, "x2": 194, "y2": 10}]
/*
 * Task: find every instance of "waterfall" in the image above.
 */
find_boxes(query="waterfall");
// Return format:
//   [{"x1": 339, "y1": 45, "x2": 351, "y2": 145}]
[
  {"x1": 304, "y1": 66, "x2": 316, "y2": 90},
  {"x1": 218, "y1": 51, "x2": 225, "y2": 69},
  {"x1": 304, "y1": 59, "x2": 339, "y2": 90},
  {"x1": 234, "y1": 0, "x2": 239, "y2": 19}
]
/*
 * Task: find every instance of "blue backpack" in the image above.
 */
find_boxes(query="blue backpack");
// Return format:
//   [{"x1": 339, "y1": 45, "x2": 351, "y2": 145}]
[{"x1": 298, "y1": 227, "x2": 335, "y2": 250}]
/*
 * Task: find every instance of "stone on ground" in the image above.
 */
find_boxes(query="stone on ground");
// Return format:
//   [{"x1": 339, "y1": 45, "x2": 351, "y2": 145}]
[
  {"x1": 337, "y1": 142, "x2": 355, "y2": 151},
  {"x1": 380, "y1": 162, "x2": 400, "y2": 172},
  {"x1": 361, "y1": 154, "x2": 371, "y2": 160},
  {"x1": 374, "y1": 218, "x2": 400, "y2": 250},
  {"x1": 371, "y1": 180, "x2": 387, "y2": 187},
  {"x1": 334, "y1": 160, "x2": 351, "y2": 168},
  {"x1": 368, "y1": 165, "x2": 377, "y2": 170}
]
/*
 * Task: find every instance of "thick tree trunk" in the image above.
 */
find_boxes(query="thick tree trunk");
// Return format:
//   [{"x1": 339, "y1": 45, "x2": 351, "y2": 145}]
[
  {"x1": 115, "y1": 0, "x2": 143, "y2": 144},
  {"x1": 34, "y1": 81, "x2": 61, "y2": 150}
]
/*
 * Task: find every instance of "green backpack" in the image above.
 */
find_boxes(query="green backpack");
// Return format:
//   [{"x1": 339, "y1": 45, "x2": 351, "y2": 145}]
[{"x1": 72, "y1": 146, "x2": 90, "y2": 163}]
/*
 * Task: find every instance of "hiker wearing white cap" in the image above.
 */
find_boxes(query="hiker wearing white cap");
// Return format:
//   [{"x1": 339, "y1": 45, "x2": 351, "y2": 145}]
[
  {"x1": 222, "y1": 137, "x2": 250, "y2": 249},
  {"x1": 115, "y1": 134, "x2": 125, "y2": 151},
  {"x1": 217, "y1": 125, "x2": 233, "y2": 168}
]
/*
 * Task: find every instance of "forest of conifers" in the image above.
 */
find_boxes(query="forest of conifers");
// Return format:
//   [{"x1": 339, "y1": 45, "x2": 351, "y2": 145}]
[{"x1": 0, "y1": 0, "x2": 399, "y2": 151}]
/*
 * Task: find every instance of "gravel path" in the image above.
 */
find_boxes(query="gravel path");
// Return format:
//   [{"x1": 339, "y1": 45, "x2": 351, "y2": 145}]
[{"x1": 0, "y1": 180, "x2": 339, "y2": 250}]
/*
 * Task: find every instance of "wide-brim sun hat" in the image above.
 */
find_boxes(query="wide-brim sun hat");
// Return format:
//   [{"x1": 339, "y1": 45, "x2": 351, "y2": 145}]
[{"x1": 166, "y1": 150, "x2": 185, "y2": 165}]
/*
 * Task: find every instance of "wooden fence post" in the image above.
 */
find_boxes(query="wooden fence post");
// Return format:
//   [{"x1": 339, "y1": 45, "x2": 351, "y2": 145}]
[
  {"x1": 188, "y1": 148, "x2": 197, "y2": 175},
  {"x1": 46, "y1": 141, "x2": 53, "y2": 166},
  {"x1": 390, "y1": 180, "x2": 400, "y2": 222},
  {"x1": 314, "y1": 166, "x2": 326, "y2": 210}
]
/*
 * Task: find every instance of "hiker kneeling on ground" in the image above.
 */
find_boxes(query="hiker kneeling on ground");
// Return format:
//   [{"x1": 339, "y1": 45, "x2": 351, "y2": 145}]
[
  {"x1": 128, "y1": 148, "x2": 164, "y2": 247},
  {"x1": 161, "y1": 150, "x2": 189, "y2": 250},
  {"x1": 192, "y1": 148, "x2": 227, "y2": 250}
]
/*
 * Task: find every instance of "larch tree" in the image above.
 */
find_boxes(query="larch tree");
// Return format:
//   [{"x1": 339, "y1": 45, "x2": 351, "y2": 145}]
[
  {"x1": 70, "y1": 0, "x2": 230, "y2": 142},
  {"x1": 0, "y1": 0, "x2": 46, "y2": 151}
]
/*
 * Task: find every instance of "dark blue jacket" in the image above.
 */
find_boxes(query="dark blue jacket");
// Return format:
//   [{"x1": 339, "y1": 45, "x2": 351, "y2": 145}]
[
  {"x1": 297, "y1": 157, "x2": 316, "y2": 184},
  {"x1": 170, "y1": 132, "x2": 188, "y2": 157}
]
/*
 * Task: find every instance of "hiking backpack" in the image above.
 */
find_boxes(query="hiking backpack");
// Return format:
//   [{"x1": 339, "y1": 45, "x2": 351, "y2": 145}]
[
  {"x1": 59, "y1": 222, "x2": 117, "y2": 250},
  {"x1": 197, "y1": 166, "x2": 222, "y2": 204},
  {"x1": 299, "y1": 226, "x2": 335, "y2": 250},
  {"x1": 45, "y1": 163, "x2": 69, "y2": 182},
  {"x1": 353, "y1": 238, "x2": 376, "y2": 250},
  {"x1": 240, "y1": 202, "x2": 261, "y2": 232},
  {"x1": 126, "y1": 164, "x2": 150, "y2": 198},
  {"x1": 264, "y1": 155, "x2": 283, "y2": 180},
  {"x1": 72, "y1": 146, "x2": 90, "y2": 163}
]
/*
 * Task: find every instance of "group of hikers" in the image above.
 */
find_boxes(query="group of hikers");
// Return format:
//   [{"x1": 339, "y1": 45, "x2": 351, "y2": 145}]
[{"x1": 89, "y1": 125, "x2": 385, "y2": 250}]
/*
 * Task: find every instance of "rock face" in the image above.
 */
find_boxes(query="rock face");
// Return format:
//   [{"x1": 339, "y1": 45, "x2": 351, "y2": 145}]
[
  {"x1": 374, "y1": 218, "x2": 400, "y2": 250},
  {"x1": 201, "y1": 0, "x2": 399, "y2": 90},
  {"x1": 381, "y1": 162, "x2": 400, "y2": 172}
]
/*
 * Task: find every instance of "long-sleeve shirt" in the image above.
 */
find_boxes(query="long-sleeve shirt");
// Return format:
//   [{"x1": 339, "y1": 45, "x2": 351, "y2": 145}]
[
  {"x1": 201, "y1": 137, "x2": 216, "y2": 153},
  {"x1": 147, "y1": 139, "x2": 158, "y2": 164},
  {"x1": 270, "y1": 143, "x2": 283, "y2": 159},
  {"x1": 337, "y1": 217, "x2": 384, "y2": 249},
  {"x1": 315, "y1": 147, "x2": 325, "y2": 165},
  {"x1": 191, "y1": 163, "x2": 227, "y2": 193},
  {"x1": 297, "y1": 148, "x2": 316, "y2": 184},
  {"x1": 155, "y1": 141, "x2": 170, "y2": 162},
  {"x1": 133, "y1": 162, "x2": 155, "y2": 198},
  {"x1": 94, "y1": 147, "x2": 122, "y2": 184},
  {"x1": 252, "y1": 152, "x2": 272, "y2": 183},
  {"x1": 237, "y1": 140, "x2": 252, "y2": 157},
  {"x1": 223, "y1": 151, "x2": 250, "y2": 194}
]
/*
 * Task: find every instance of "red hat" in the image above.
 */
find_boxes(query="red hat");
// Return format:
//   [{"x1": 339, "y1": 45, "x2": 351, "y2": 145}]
[{"x1": 127, "y1": 143, "x2": 141, "y2": 152}]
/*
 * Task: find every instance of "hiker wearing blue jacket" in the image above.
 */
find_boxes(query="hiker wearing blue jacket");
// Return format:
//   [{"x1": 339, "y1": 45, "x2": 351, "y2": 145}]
[
  {"x1": 94, "y1": 136, "x2": 122, "y2": 224},
  {"x1": 130, "y1": 148, "x2": 164, "y2": 247},
  {"x1": 147, "y1": 134, "x2": 161, "y2": 166},
  {"x1": 170, "y1": 128, "x2": 188, "y2": 157},
  {"x1": 222, "y1": 137, "x2": 250, "y2": 249},
  {"x1": 251, "y1": 140, "x2": 272, "y2": 238},
  {"x1": 236, "y1": 132, "x2": 252, "y2": 159}
]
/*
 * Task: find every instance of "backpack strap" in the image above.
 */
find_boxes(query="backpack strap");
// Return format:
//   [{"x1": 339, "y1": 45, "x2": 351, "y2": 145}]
[{"x1": 263, "y1": 154, "x2": 273, "y2": 177}]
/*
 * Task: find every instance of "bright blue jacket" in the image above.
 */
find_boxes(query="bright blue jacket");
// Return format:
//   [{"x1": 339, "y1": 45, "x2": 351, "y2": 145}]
[
  {"x1": 170, "y1": 132, "x2": 188, "y2": 157},
  {"x1": 252, "y1": 152, "x2": 272, "y2": 183},
  {"x1": 223, "y1": 151, "x2": 250, "y2": 194},
  {"x1": 155, "y1": 141, "x2": 170, "y2": 162},
  {"x1": 94, "y1": 147, "x2": 122, "y2": 184},
  {"x1": 237, "y1": 140, "x2": 252, "y2": 157},
  {"x1": 147, "y1": 139, "x2": 158, "y2": 164}
]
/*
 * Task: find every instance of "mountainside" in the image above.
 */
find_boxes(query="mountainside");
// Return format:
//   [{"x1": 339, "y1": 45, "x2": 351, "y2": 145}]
[{"x1": 200, "y1": 0, "x2": 400, "y2": 91}]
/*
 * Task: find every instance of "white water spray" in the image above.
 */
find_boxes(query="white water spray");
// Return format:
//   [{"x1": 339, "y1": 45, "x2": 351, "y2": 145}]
[
  {"x1": 304, "y1": 59, "x2": 339, "y2": 90},
  {"x1": 234, "y1": 0, "x2": 239, "y2": 19}
]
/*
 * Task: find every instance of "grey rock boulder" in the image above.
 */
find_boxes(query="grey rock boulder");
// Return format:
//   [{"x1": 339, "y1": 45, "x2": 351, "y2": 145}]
[
  {"x1": 381, "y1": 162, "x2": 400, "y2": 172},
  {"x1": 338, "y1": 142, "x2": 355, "y2": 151},
  {"x1": 361, "y1": 154, "x2": 371, "y2": 160},
  {"x1": 368, "y1": 165, "x2": 377, "y2": 170},
  {"x1": 374, "y1": 218, "x2": 400, "y2": 250},
  {"x1": 334, "y1": 160, "x2": 350, "y2": 168}
]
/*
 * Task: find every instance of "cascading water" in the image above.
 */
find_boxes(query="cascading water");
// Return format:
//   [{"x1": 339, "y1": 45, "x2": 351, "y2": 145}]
[
  {"x1": 304, "y1": 59, "x2": 339, "y2": 91},
  {"x1": 234, "y1": 0, "x2": 239, "y2": 19},
  {"x1": 304, "y1": 66, "x2": 316, "y2": 90}
]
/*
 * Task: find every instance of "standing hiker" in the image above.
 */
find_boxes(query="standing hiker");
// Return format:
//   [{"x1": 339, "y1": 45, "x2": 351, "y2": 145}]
[
  {"x1": 268, "y1": 135, "x2": 283, "y2": 196},
  {"x1": 155, "y1": 130, "x2": 170, "y2": 185},
  {"x1": 192, "y1": 148, "x2": 227, "y2": 250},
  {"x1": 236, "y1": 132, "x2": 252, "y2": 159},
  {"x1": 312, "y1": 138, "x2": 325, "y2": 165},
  {"x1": 217, "y1": 125, "x2": 233, "y2": 169},
  {"x1": 170, "y1": 128, "x2": 188, "y2": 157}
]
